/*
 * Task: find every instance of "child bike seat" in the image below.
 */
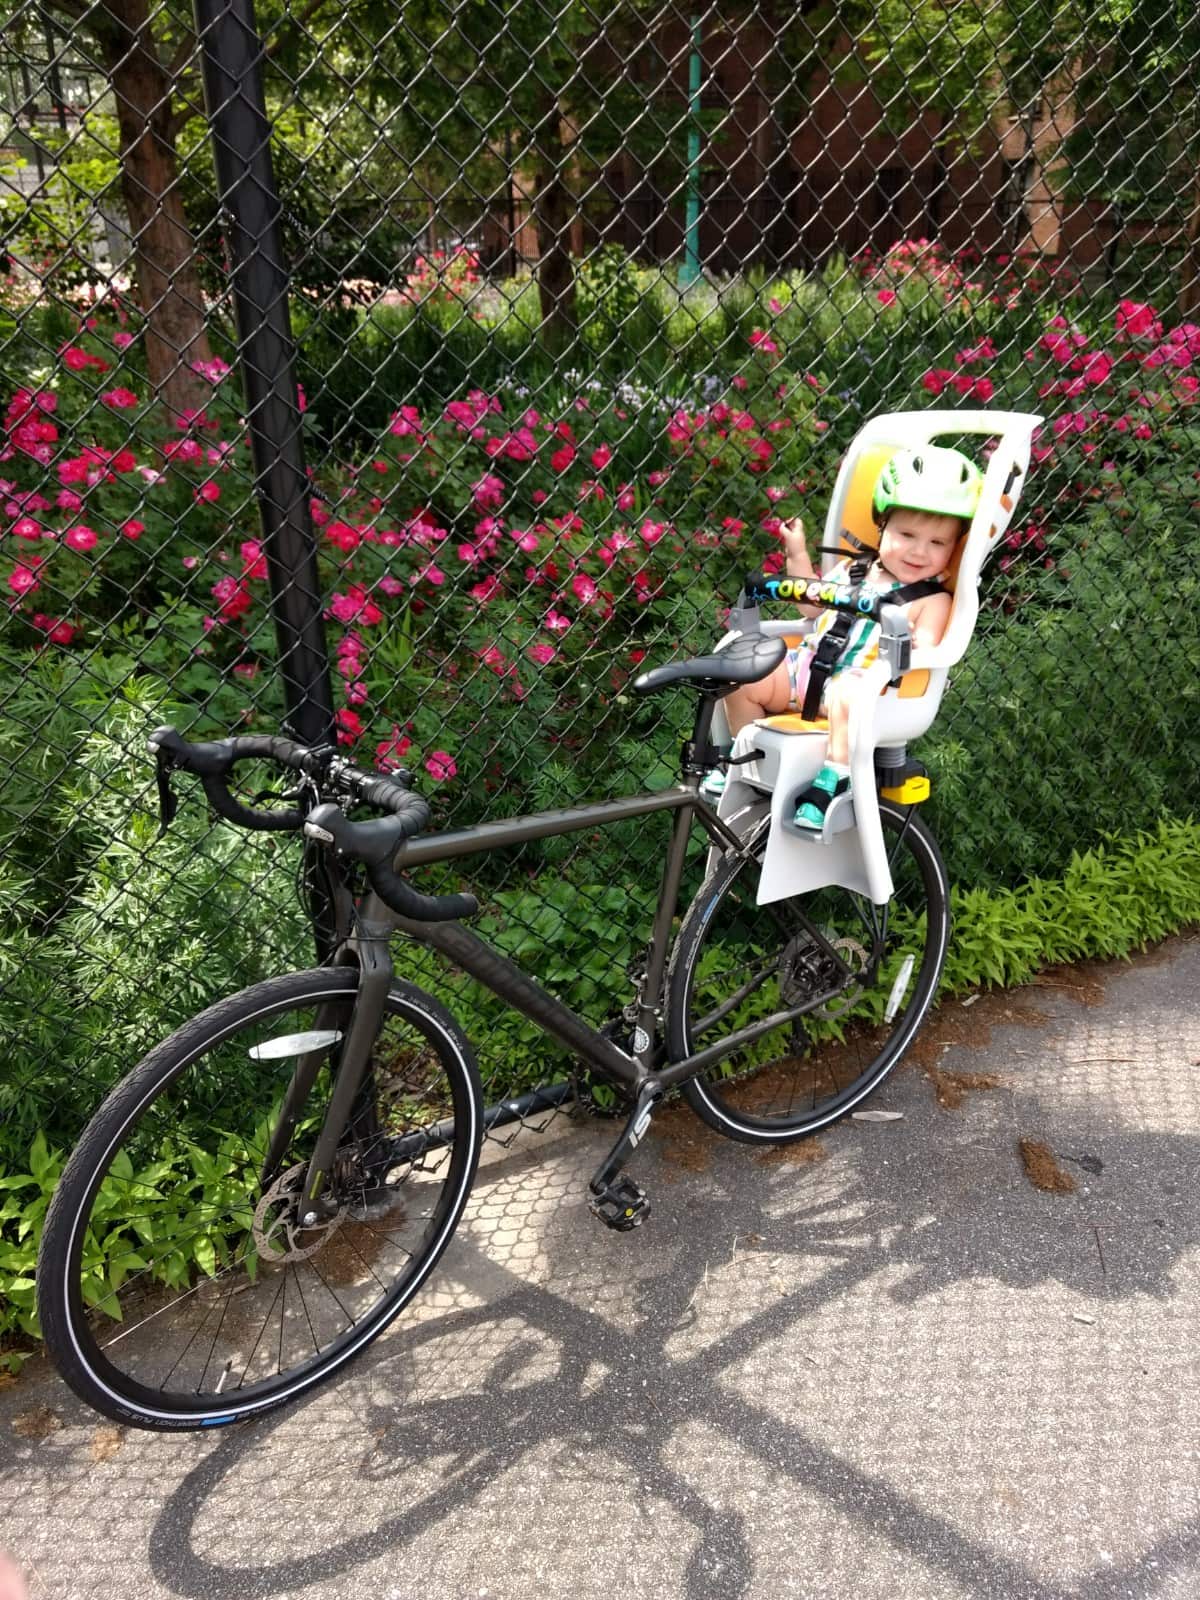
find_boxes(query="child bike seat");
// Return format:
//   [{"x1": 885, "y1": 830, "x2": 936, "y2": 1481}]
[{"x1": 710, "y1": 407, "x2": 1043, "y2": 905}]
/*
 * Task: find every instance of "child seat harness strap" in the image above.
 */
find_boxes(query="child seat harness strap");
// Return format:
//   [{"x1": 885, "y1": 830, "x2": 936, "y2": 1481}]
[{"x1": 798, "y1": 567, "x2": 944, "y2": 721}]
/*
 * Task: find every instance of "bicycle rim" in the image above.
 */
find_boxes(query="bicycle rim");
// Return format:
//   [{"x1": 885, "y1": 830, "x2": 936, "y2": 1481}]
[
  {"x1": 39, "y1": 969, "x2": 481, "y2": 1429},
  {"x1": 668, "y1": 804, "x2": 949, "y2": 1141}
]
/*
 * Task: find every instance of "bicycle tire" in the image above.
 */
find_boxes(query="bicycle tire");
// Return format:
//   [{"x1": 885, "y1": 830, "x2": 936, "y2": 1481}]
[
  {"x1": 37, "y1": 967, "x2": 482, "y2": 1431},
  {"x1": 667, "y1": 802, "x2": 950, "y2": 1142}
]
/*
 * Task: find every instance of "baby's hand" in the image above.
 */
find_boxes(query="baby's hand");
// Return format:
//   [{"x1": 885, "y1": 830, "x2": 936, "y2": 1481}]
[{"x1": 779, "y1": 516, "x2": 807, "y2": 556}]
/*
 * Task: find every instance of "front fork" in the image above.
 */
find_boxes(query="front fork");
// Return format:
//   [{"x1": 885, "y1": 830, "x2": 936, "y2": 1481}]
[{"x1": 261, "y1": 918, "x2": 395, "y2": 1221}]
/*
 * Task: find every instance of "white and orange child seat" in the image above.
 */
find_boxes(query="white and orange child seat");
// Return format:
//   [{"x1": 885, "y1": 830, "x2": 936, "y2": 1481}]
[{"x1": 710, "y1": 408, "x2": 1043, "y2": 905}]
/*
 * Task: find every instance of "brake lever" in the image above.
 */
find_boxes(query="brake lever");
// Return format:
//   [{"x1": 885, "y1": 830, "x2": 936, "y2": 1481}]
[{"x1": 153, "y1": 749, "x2": 179, "y2": 839}]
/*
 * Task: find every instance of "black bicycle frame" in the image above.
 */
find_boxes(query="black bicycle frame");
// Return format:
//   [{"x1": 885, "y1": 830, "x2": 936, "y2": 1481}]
[{"x1": 293, "y1": 700, "x2": 856, "y2": 1213}]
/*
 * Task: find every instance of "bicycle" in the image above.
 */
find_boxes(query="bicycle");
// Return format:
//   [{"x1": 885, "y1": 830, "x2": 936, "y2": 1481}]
[{"x1": 34, "y1": 572, "x2": 951, "y2": 1433}]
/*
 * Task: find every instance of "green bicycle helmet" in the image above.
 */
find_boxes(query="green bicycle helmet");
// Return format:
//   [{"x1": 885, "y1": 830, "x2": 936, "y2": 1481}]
[{"x1": 872, "y1": 445, "x2": 983, "y2": 527}]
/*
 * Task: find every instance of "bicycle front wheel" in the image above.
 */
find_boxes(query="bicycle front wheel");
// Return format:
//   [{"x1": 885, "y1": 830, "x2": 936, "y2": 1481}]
[
  {"x1": 667, "y1": 802, "x2": 950, "y2": 1142},
  {"x1": 37, "y1": 967, "x2": 482, "y2": 1430}
]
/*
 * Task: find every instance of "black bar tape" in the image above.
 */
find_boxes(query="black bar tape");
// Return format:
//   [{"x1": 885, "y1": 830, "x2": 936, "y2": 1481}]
[
  {"x1": 304, "y1": 800, "x2": 476, "y2": 922},
  {"x1": 149, "y1": 725, "x2": 308, "y2": 829},
  {"x1": 365, "y1": 860, "x2": 478, "y2": 923},
  {"x1": 201, "y1": 775, "x2": 304, "y2": 832}
]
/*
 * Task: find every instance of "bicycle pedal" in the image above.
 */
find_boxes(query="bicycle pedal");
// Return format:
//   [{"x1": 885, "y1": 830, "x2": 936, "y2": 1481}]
[{"x1": 588, "y1": 1177, "x2": 650, "y2": 1232}]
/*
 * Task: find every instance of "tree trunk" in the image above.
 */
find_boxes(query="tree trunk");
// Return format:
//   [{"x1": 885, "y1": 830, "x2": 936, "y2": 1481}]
[
  {"x1": 533, "y1": 102, "x2": 577, "y2": 351},
  {"x1": 96, "y1": 0, "x2": 212, "y2": 421},
  {"x1": 1178, "y1": 163, "x2": 1200, "y2": 321}
]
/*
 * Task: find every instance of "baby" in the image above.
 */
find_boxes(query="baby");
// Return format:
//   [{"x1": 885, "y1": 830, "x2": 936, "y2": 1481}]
[{"x1": 713, "y1": 445, "x2": 983, "y2": 829}]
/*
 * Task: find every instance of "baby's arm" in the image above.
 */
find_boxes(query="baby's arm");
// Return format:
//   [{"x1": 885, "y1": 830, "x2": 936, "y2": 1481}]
[
  {"x1": 906, "y1": 590, "x2": 953, "y2": 651},
  {"x1": 779, "y1": 517, "x2": 817, "y2": 580},
  {"x1": 777, "y1": 518, "x2": 826, "y2": 618}
]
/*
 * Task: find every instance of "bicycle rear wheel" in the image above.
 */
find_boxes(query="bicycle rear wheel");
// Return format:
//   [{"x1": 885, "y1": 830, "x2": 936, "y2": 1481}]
[
  {"x1": 667, "y1": 803, "x2": 949, "y2": 1142},
  {"x1": 37, "y1": 967, "x2": 482, "y2": 1430}
]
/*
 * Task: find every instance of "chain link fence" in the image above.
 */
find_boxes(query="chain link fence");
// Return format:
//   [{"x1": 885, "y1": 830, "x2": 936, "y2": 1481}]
[{"x1": 2, "y1": 0, "x2": 1199, "y2": 1346}]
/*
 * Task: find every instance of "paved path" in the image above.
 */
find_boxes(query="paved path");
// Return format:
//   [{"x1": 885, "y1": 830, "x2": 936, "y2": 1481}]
[{"x1": 3, "y1": 934, "x2": 1198, "y2": 1600}]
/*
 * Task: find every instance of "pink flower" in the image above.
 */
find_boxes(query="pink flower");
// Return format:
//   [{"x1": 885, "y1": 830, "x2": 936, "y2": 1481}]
[
  {"x1": 749, "y1": 329, "x2": 779, "y2": 355},
  {"x1": 571, "y1": 573, "x2": 598, "y2": 605},
  {"x1": 112, "y1": 331, "x2": 134, "y2": 350},
  {"x1": 376, "y1": 728, "x2": 413, "y2": 772},
  {"x1": 550, "y1": 444, "x2": 576, "y2": 473},
  {"x1": 425, "y1": 750, "x2": 457, "y2": 781},
  {"x1": 876, "y1": 289, "x2": 897, "y2": 306},
  {"x1": 590, "y1": 444, "x2": 613, "y2": 470},
  {"x1": 1116, "y1": 300, "x2": 1162, "y2": 342},
  {"x1": 545, "y1": 607, "x2": 571, "y2": 632},
  {"x1": 328, "y1": 585, "x2": 383, "y2": 625},
  {"x1": 211, "y1": 575, "x2": 253, "y2": 620},
  {"x1": 61, "y1": 345, "x2": 109, "y2": 373},
  {"x1": 388, "y1": 405, "x2": 423, "y2": 437},
  {"x1": 13, "y1": 516, "x2": 43, "y2": 540},
  {"x1": 240, "y1": 540, "x2": 267, "y2": 579},
  {"x1": 163, "y1": 438, "x2": 203, "y2": 464},
  {"x1": 528, "y1": 643, "x2": 557, "y2": 665},
  {"x1": 324, "y1": 520, "x2": 361, "y2": 553},
  {"x1": 122, "y1": 519, "x2": 145, "y2": 540},
  {"x1": 194, "y1": 481, "x2": 221, "y2": 505},
  {"x1": 8, "y1": 565, "x2": 40, "y2": 596},
  {"x1": 768, "y1": 296, "x2": 784, "y2": 314},
  {"x1": 415, "y1": 562, "x2": 445, "y2": 586},
  {"x1": 615, "y1": 484, "x2": 635, "y2": 512},
  {"x1": 65, "y1": 524, "x2": 98, "y2": 553},
  {"x1": 101, "y1": 387, "x2": 139, "y2": 409},
  {"x1": 472, "y1": 474, "x2": 505, "y2": 510},
  {"x1": 335, "y1": 708, "x2": 364, "y2": 745},
  {"x1": 1080, "y1": 351, "x2": 1113, "y2": 386},
  {"x1": 510, "y1": 527, "x2": 539, "y2": 553}
]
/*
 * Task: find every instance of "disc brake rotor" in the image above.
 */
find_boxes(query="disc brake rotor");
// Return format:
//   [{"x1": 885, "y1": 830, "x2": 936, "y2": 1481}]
[
  {"x1": 252, "y1": 1160, "x2": 347, "y2": 1265},
  {"x1": 814, "y1": 936, "x2": 870, "y2": 1020}
]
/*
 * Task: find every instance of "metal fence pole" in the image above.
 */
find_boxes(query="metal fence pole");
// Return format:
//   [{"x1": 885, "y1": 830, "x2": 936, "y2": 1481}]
[{"x1": 193, "y1": 0, "x2": 333, "y2": 749}]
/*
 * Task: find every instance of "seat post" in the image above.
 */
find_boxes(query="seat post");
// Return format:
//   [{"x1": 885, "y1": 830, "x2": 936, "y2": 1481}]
[{"x1": 680, "y1": 692, "x2": 721, "y2": 783}]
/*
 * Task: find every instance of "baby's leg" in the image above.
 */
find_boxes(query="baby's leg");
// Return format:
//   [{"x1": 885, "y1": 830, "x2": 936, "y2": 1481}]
[
  {"x1": 722, "y1": 657, "x2": 793, "y2": 737},
  {"x1": 823, "y1": 673, "x2": 856, "y2": 766},
  {"x1": 793, "y1": 671, "x2": 857, "y2": 830}
]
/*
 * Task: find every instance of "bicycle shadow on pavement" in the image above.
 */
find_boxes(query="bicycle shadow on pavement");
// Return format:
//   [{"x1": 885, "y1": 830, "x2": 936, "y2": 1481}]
[{"x1": 139, "y1": 1090, "x2": 1200, "y2": 1600}]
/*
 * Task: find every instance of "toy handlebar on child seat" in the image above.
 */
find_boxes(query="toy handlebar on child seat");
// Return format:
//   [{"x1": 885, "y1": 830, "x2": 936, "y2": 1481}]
[
  {"x1": 735, "y1": 572, "x2": 915, "y2": 686},
  {"x1": 740, "y1": 571, "x2": 889, "y2": 620}
]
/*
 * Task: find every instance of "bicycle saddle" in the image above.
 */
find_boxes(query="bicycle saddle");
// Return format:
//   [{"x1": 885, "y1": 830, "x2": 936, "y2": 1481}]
[{"x1": 632, "y1": 633, "x2": 786, "y2": 696}]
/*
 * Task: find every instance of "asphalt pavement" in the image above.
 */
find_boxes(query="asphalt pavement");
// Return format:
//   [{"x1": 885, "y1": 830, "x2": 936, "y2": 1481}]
[{"x1": 2, "y1": 932, "x2": 1198, "y2": 1600}]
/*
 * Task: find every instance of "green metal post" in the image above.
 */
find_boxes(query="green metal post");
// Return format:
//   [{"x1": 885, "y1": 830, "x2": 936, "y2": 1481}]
[{"x1": 680, "y1": 14, "x2": 702, "y2": 287}]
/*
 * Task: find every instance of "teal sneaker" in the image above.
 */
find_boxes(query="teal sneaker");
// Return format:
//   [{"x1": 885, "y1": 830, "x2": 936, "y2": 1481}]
[
  {"x1": 700, "y1": 768, "x2": 726, "y2": 801},
  {"x1": 794, "y1": 765, "x2": 851, "y2": 831}
]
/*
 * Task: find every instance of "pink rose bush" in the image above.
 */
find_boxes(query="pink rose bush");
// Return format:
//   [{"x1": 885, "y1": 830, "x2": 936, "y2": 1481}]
[{"x1": 2, "y1": 260, "x2": 1193, "y2": 800}]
